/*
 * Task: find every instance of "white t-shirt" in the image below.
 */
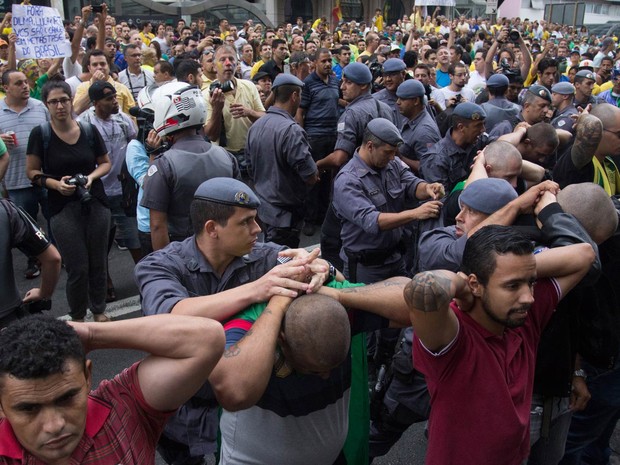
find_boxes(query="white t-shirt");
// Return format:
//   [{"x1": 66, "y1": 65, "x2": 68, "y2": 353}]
[{"x1": 433, "y1": 86, "x2": 476, "y2": 111}]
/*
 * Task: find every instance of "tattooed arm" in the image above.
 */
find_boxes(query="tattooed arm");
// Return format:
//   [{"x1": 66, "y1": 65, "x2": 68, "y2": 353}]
[
  {"x1": 318, "y1": 277, "x2": 411, "y2": 327},
  {"x1": 404, "y1": 270, "x2": 467, "y2": 352},
  {"x1": 208, "y1": 295, "x2": 292, "y2": 411},
  {"x1": 571, "y1": 114, "x2": 603, "y2": 170}
]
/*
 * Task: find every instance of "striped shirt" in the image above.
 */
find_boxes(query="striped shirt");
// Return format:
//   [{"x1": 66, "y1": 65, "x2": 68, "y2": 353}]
[{"x1": 0, "y1": 98, "x2": 49, "y2": 190}]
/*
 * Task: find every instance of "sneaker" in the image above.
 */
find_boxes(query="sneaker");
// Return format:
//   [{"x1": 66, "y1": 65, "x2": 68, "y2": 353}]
[{"x1": 24, "y1": 258, "x2": 41, "y2": 279}]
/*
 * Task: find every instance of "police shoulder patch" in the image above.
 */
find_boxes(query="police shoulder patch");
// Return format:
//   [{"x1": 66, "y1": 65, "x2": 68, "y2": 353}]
[{"x1": 147, "y1": 165, "x2": 158, "y2": 176}]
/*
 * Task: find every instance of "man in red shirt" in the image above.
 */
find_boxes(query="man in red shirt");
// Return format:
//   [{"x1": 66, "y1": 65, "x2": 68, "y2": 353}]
[
  {"x1": 405, "y1": 217, "x2": 595, "y2": 465},
  {"x1": 0, "y1": 314, "x2": 224, "y2": 464}
]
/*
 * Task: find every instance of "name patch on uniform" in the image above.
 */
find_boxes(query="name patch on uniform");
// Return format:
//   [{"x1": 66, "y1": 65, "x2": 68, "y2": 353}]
[
  {"x1": 557, "y1": 120, "x2": 565, "y2": 127},
  {"x1": 368, "y1": 189, "x2": 380, "y2": 196},
  {"x1": 337, "y1": 122, "x2": 345, "y2": 132},
  {"x1": 147, "y1": 165, "x2": 158, "y2": 177}
]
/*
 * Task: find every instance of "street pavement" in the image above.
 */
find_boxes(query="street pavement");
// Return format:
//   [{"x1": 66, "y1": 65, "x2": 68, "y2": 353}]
[{"x1": 10, "y1": 230, "x2": 620, "y2": 464}]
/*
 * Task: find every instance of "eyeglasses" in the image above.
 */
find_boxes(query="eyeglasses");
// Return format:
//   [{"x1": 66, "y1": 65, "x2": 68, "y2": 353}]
[{"x1": 47, "y1": 98, "x2": 72, "y2": 106}]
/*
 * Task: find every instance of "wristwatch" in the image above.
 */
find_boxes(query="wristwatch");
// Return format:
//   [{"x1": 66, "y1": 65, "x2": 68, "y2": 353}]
[
  {"x1": 573, "y1": 369, "x2": 587, "y2": 380},
  {"x1": 324, "y1": 261, "x2": 337, "y2": 284}
]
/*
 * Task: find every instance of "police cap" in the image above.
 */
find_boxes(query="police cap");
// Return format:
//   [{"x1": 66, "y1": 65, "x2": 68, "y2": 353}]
[
  {"x1": 396, "y1": 79, "x2": 425, "y2": 99},
  {"x1": 367, "y1": 118, "x2": 403, "y2": 147},
  {"x1": 453, "y1": 102, "x2": 487, "y2": 120},
  {"x1": 271, "y1": 73, "x2": 304, "y2": 90},
  {"x1": 486, "y1": 73, "x2": 509, "y2": 88},
  {"x1": 551, "y1": 82, "x2": 575, "y2": 95},
  {"x1": 459, "y1": 178, "x2": 518, "y2": 215},
  {"x1": 575, "y1": 69, "x2": 596, "y2": 81},
  {"x1": 194, "y1": 178, "x2": 261, "y2": 208},
  {"x1": 527, "y1": 85, "x2": 552, "y2": 103},
  {"x1": 382, "y1": 58, "x2": 406, "y2": 74},
  {"x1": 343, "y1": 62, "x2": 373, "y2": 85}
]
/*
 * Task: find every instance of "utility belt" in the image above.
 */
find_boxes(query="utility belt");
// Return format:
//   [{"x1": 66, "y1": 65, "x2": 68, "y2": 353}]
[{"x1": 344, "y1": 243, "x2": 404, "y2": 267}]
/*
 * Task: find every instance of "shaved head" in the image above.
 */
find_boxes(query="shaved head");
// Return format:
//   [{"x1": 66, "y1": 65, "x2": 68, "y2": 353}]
[{"x1": 590, "y1": 103, "x2": 620, "y2": 130}]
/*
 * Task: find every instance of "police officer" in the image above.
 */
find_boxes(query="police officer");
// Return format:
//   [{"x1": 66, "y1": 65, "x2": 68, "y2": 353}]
[
  {"x1": 246, "y1": 74, "x2": 318, "y2": 248},
  {"x1": 373, "y1": 58, "x2": 408, "y2": 128},
  {"x1": 333, "y1": 118, "x2": 444, "y2": 284},
  {"x1": 420, "y1": 102, "x2": 487, "y2": 193},
  {"x1": 573, "y1": 69, "x2": 597, "y2": 110},
  {"x1": 396, "y1": 79, "x2": 441, "y2": 175},
  {"x1": 480, "y1": 73, "x2": 521, "y2": 133},
  {"x1": 316, "y1": 62, "x2": 394, "y2": 268},
  {"x1": 0, "y1": 198, "x2": 61, "y2": 328},
  {"x1": 550, "y1": 81, "x2": 578, "y2": 134},
  {"x1": 136, "y1": 177, "x2": 330, "y2": 465},
  {"x1": 140, "y1": 82, "x2": 239, "y2": 251},
  {"x1": 317, "y1": 62, "x2": 394, "y2": 171},
  {"x1": 487, "y1": 85, "x2": 552, "y2": 139}
]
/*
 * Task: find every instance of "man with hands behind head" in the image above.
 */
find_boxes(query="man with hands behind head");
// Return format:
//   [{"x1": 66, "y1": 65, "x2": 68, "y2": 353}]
[{"x1": 0, "y1": 313, "x2": 224, "y2": 465}]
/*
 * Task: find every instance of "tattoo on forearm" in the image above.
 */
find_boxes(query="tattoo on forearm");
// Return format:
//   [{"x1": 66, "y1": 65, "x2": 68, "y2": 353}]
[
  {"x1": 222, "y1": 328, "x2": 254, "y2": 358},
  {"x1": 404, "y1": 271, "x2": 453, "y2": 313},
  {"x1": 340, "y1": 277, "x2": 408, "y2": 293},
  {"x1": 572, "y1": 116, "x2": 603, "y2": 167}
]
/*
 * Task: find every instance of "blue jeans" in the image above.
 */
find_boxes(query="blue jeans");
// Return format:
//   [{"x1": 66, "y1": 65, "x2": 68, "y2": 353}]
[{"x1": 559, "y1": 356, "x2": 620, "y2": 465}]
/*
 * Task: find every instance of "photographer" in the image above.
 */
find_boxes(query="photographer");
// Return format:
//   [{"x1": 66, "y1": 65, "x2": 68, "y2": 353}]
[
  {"x1": 0, "y1": 198, "x2": 61, "y2": 328},
  {"x1": 485, "y1": 27, "x2": 532, "y2": 82},
  {"x1": 26, "y1": 80, "x2": 112, "y2": 322}
]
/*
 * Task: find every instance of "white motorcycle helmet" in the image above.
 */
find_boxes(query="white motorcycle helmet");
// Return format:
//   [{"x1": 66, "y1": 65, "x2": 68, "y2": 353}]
[{"x1": 152, "y1": 82, "x2": 207, "y2": 137}]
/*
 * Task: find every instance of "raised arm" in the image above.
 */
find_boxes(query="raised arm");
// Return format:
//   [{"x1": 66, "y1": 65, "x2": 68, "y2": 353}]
[
  {"x1": 208, "y1": 295, "x2": 292, "y2": 411},
  {"x1": 69, "y1": 314, "x2": 225, "y2": 412},
  {"x1": 517, "y1": 35, "x2": 532, "y2": 81},
  {"x1": 404, "y1": 270, "x2": 463, "y2": 352},
  {"x1": 73, "y1": 6, "x2": 90, "y2": 63},
  {"x1": 570, "y1": 114, "x2": 603, "y2": 170}
]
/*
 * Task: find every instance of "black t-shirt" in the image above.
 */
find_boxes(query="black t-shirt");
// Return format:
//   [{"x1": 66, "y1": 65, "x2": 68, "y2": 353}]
[
  {"x1": 552, "y1": 148, "x2": 594, "y2": 189},
  {"x1": 27, "y1": 123, "x2": 109, "y2": 216}
]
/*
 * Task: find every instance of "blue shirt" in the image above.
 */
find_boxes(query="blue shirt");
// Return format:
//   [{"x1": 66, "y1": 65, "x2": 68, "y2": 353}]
[
  {"x1": 125, "y1": 140, "x2": 150, "y2": 233},
  {"x1": 300, "y1": 71, "x2": 341, "y2": 137}
]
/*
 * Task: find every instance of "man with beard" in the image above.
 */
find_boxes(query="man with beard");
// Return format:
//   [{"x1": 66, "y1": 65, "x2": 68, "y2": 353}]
[
  {"x1": 77, "y1": 81, "x2": 141, "y2": 264},
  {"x1": 432, "y1": 62, "x2": 476, "y2": 111},
  {"x1": 407, "y1": 218, "x2": 595, "y2": 465}
]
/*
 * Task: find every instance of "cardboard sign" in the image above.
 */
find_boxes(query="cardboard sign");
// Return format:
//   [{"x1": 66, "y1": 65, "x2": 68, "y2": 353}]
[{"x1": 12, "y1": 4, "x2": 71, "y2": 59}]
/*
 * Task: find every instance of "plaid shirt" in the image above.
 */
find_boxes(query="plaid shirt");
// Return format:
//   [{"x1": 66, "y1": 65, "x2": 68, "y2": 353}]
[{"x1": 0, "y1": 362, "x2": 171, "y2": 464}]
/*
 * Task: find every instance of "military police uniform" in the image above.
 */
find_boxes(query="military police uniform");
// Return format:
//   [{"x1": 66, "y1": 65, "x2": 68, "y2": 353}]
[
  {"x1": 573, "y1": 69, "x2": 598, "y2": 111},
  {"x1": 246, "y1": 74, "x2": 317, "y2": 248},
  {"x1": 550, "y1": 82, "x2": 579, "y2": 134},
  {"x1": 141, "y1": 135, "x2": 239, "y2": 241},
  {"x1": 481, "y1": 74, "x2": 521, "y2": 133},
  {"x1": 373, "y1": 58, "x2": 408, "y2": 128},
  {"x1": 333, "y1": 119, "x2": 423, "y2": 284},
  {"x1": 396, "y1": 80, "x2": 441, "y2": 164},
  {"x1": 420, "y1": 102, "x2": 487, "y2": 193},
  {"x1": 136, "y1": 178, "x2": 285, "y2": 464}
]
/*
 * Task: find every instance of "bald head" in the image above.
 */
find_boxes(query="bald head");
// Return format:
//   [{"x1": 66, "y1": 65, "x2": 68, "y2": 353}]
[
  {"x1": 282, "y1": 294, "x2": 351, "y2": 373},
  {"x1": 557, "y1": 183, "x2": 618, "y2": 244},
  {"x1": 484, "y1": 141, "x2": 522, "y2": 188},
  {"x1": 590, "y1": 103, "x2": 620, "y2": 130}
]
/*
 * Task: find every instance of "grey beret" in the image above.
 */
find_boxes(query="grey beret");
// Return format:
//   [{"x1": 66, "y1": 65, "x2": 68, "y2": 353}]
[
  {"x1": 459, "y1": 178, "x2": 518, "y2": 215},
  {"x1": 551, "y1": 82, "x2": 576, "y2": 95},
  {"x1": 194, "y1": 177, "x2": 260, "y2": 208},
  {"x1": 487, "y1": 73, "x2": 509, "y2": 88},
  {"x1": 272, "y1": 73, "x2": 304, "y2": 90},
  {"x1": 383, "y1": 58, "x2": 406, "y2": 74},
  {"x1": 575, "y1": 69, "x2": 596, "y2": 81},
  {"x1": 396, "y1": 79, "x2": 425, "y2": 98},
  {"x1": 527, "y1": 85, "x2": 552, "y2": 103},
  {"x1": 343, "y1": 62, "x2": 373, "y2": 85},
  {"x1": 453, "y1": 102, "x2": 487, "y2": 120},
  {"x1": 367, "y1": 118, "x2": 403, "y2": 146}
]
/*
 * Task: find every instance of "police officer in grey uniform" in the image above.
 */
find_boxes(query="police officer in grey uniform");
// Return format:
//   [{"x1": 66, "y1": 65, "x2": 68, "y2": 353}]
[
  {"x1": 573, "y1": 69, "x2": 597, "y2": 110},
  {"x1": 246, "y1": 74, "x2": 318, "y2": 248},
  {"x1": 136, "y1": 177, "x2": 330, "y2": 465},
  {"x1": 141, "y1": 82, "x2": 239, "y2": 251},
  {"x1": 369, "y1": 178, "x2": 518, "y2": 460},
  {"x1": 420, "y1": 102, "x2": 487, "y2": 194},
  {"x1": 333, "y1": 118, "x2": 444, "y2": 284},
  {"x1": 396, "y1": 79, "x2": 441, "y2": 175},
  {"x1": 480, "y1": 74, "x2": 521, "y2": 133},
  {"x1": 550, "y1": 81, "x2": 578, "y2": 134},
  {"x1": 0, "y1": 198, "x2": 61, "y2": 328},
  {"x1": 373, "y1": 58, "x2": 408, "y2": 128}
]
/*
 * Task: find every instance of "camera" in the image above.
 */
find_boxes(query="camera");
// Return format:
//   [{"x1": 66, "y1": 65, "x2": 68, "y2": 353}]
[
  {"x1": 212, "y1": 37, "x2": 223, "y2": 46},
  {"x1": 91, "y1": 1, "x2": 103, "y2": 13},
  {"x1": 509, "y1": 29, "x2": 521, "y2": 42},
  {"x1": 66, "y1": 174, "x2": 93, "y2": 204},
  {"x1": 369, "y1": 61, "x2": 384, "y2": 92},
  {"x1": 20, "y1": 299, "x2": 52, "y2": 315},
  {"x1": 499, "y1": 58, "x2": 520, "y2": 77},
  {"x1": 209, "y1": 80, "x2": 235, "y2": 93}
]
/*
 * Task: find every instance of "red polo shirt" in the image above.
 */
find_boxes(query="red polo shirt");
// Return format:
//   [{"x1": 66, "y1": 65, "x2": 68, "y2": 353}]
[
  {"x1": 0, "y1": 362, "x2": 171, "y2": 464},
  {"x1": 414, "y1": 278, "x2": 560, "y2": 465}
]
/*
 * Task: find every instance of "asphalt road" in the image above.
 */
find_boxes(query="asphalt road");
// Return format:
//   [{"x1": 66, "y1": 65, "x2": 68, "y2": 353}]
[{"x1": 10, "y1": 230, "x2": 620, "y2": 465}]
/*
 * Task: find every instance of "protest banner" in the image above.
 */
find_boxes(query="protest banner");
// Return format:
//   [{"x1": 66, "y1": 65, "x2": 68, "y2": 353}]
[{"x1": 12, "y1": 4, "x2": 71, "y2": 59}]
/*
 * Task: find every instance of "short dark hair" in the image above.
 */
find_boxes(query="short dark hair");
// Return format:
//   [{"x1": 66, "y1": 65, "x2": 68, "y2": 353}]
[
  {"x1": 403, "y1": 50, "x2": 418, "y2": 68},
  {"x1": 424, "y1": 48, "x2": 437, "y2": 60},
  {"x1": 155, "y1": 60, "x2": 174, "y2": 76},
  {"x1": 85, "y1": 49, "x2": 106, "y2": 69},
  {"x1": 125, "y1": 43, "x2": 140, "y2": 54},
  {"x1": 537, "y1": 57, "x2": 558, "y2": 74},
  {"x1": 190, "y1": 199, "x2": 236, "y2": 234},
  {"x1": 41, "y1": 80, "x2": 72, "y2": 103},
  {"x1": 274, "y1": 84, "x2": 301, "y2": 103},
  {"x1": 1, "y1": 69, "x2": 20, "y2": 87},
  {"x1": 272, "y1": 38, "x2": 287, "y2": 50},
  {"x1": 461, "y1": 225, "x2": 534, "y2": 286},
  {"x1": 0, "y1": 316, "x2": 85, "y2": 388},
  {"x1": 174, "y1": 59, "x2": 201, "y2": 82}
]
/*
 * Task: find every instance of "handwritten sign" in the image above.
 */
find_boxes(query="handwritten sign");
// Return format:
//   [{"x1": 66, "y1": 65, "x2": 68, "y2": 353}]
[{"x1": 12, "y1": 4, "x2": 70, "y2": 59}]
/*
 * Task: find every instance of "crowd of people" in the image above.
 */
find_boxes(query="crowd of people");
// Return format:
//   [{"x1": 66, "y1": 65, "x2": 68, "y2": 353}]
[{"x1": 0, "y1": 3, "x2": 619, "y2": 465}]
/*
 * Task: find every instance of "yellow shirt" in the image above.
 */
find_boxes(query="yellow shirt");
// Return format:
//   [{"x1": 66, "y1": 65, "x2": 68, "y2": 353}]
[
  {"x1": 204, "y1": 78, "x2": 265, "y2": 152},
  {"x1": 250, "y1": 60, "x2": 265, "y2": 79},
  {"x1": 139, "y1": 32, "x2": 154, "y2": 47},
  {"x1": 373, "y1": 14, "x2": 384, "y2": 32},
  {"x1": 593, "y1": 81, "x2": 612, "y2": 96},
  {"x1": 74, "y1": 77, "x2": 136, "y2": 115}
]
